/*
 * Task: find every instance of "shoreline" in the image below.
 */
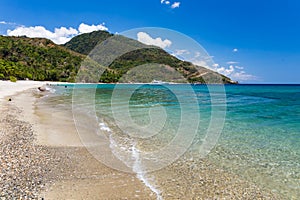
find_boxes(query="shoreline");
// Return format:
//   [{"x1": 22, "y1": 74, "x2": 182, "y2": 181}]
[
  {"x1": 0, "y1": 82, "x2": 156, "y2": 199},
  {"x1": 0, "y1": 81, "x2": 281, "y2": 199}
]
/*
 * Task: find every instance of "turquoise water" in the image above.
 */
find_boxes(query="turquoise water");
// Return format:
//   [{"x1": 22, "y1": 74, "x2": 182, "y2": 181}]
[
  {"x1": 45, "y1": 84, "x2": 299, "y2": 198},
  {"x1": 209, "y1": 85, "x2": 300, "y2": 198}
]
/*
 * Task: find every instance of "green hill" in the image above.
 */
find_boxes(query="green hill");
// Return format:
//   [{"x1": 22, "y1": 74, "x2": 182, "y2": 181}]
[
  {"x1": 64, "y1": 31, "x2": 236, "y2": 84},
  {"x1": 0, "y1": 35, "x2": 83, "y2": 82},
  {"x1": 63, "y1": 30, "x2": 113, "y2": 55},
  {"x1": 0, "y1": 31, "x2": 237, "y2": 84}
]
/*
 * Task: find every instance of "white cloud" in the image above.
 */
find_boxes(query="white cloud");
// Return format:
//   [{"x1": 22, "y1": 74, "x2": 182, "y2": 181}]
[
  {"x1": 214, "y1": 64, "x2": 256, "y2": 81},
  {"x1": 233, "y1": 48, "x2": 238, "y2": 52},
  {"x1": 195, "y1": 51, "x2": 201, "y2": 58},
  {"x1": 190, "y1": 55, "x2": 214, "y2": 69},
  {"x1": 0, "y1": 21, "x2": 18, "y2": 25},
  {"x1": 7, "y1": 26, "x2": 78, "y2": 44},
  {"x1": 173, "y1": 49, "x2": 190, "y2": 56},
  {"x1": 212, "y1": 63, "x2": 219, "y2": 68},
  {"x1": 230, "y1": 71, "x2": 257, "y2": 81},
  {"x1": 171, "y1": 49, "x2": 190, "y2": 61},
  {"x1": 137, "y1": 32, "x2": 172, "y2": 49},
  {"x1": 55, "y1": 27, "x2": 78, "y2": 36},
  {"x1": 78, "y1": 23, "x2": 108, "y2": 34},
  {"x1": 217, "y1": 65, "x2": 235, "y2": 76},
  {"x1": 169, "y1": 48, "x2": 255, "y2": 82},
  {"x1": 161, "y1": 0, "x2": 170, "y2": 5},
  {"x1": 161, "y1": 0, "x2": 180, "y2": 8},
  {"x1": 171, "y1": 2, "x2": 181, "y2": 9},
  {"x1": 6, "y1": 23, "x2": 109, "y2": 44},
  {"x1": 234, "y1": 65, "x2": 244, "y2": 70},
  {"x1": 195, "y1": 61, "x2": 209, "y2": 68},
  {"x1": 226, "y1": 61, "x2": 239, "y2": 64}
]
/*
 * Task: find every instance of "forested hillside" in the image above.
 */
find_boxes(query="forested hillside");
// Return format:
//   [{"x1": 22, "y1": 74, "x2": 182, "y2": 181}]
[
  {"x1": 0, "y1": 36, "x2": 83, "y2": 82},
  {"x1": 0, "y1": 31, "x2": 236, "y2": 84},
  {"x1": 64, "y1": 31, "x2": 236, "y2": 84}
]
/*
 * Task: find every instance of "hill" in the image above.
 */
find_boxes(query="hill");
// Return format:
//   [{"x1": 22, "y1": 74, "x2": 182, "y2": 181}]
[
  {"x1": 0, "y1": 35, "x2": 83, "y2": 82},
  {"x1": 0, "y1": 31, "x2": 237, "y2": 84},
  {"x1": 64, "y1": 31, "x2": 236, "y2": 84},
  {"x1": 63, "y1": 30, "x2": 113, "y2": 55}
]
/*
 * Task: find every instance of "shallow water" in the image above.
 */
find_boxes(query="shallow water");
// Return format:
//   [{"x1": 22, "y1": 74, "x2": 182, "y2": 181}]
[{"x1": 40, "y1": 84, "x2": 300, "y2": 199}]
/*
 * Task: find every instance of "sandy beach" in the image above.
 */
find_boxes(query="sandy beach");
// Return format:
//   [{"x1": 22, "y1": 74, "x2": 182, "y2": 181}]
[
  {"x1": 0, "y1": 80, "x2": 44, "y2": 101},
  {"x1": 0, "y1": 81, "x2": 280, "y2": 199},
  {"x1": 0, "y1": 81, "x2": 156, "y2": 199}
]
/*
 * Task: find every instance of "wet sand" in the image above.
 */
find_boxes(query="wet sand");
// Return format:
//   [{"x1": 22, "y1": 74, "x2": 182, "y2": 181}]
[{"x1": 0, "y1": 81, "x2": 280, "y2": 199}]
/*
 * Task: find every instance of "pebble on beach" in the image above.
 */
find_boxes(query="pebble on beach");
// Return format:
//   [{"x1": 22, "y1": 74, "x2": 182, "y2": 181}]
[{"x1": 0, "y1": 104, "x2": 63, "y2": 199}]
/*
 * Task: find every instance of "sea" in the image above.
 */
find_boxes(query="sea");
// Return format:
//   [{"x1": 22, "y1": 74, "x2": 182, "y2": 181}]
[{"x1": 38, "y1": 84, "x2": 300, "y2": 199}]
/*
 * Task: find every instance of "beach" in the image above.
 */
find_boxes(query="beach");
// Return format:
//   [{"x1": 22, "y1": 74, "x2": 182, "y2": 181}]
[
  {"x1": 0, "y1": 81, "x2": 156, "y2": 199},
  {"x1": 0, "y1": 81, "x2": 284, "y2": 199}
]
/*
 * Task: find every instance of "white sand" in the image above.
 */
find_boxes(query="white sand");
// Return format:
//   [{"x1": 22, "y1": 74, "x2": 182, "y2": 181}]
[
  {"x1": 0, "y1": 80, "x2": 46, "y2": 102},
  {"x1": 0, "y1": 80, "x2": 84, "y2": 147},
  {"x1": 0, "y1": 80, "x2": 82, "y2": 147}
]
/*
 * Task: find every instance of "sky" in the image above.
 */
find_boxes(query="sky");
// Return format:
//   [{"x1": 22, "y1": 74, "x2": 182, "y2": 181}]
[{"x1": 0, "y1": 0, "x2": 299, "y2": 83}]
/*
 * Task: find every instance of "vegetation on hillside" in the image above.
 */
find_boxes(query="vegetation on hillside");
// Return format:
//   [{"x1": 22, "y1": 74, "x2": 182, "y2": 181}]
[
  {"x1": 63, "y1": 31, "x2": 113, "y2": 55},
  {"x1": 0, "y1": 31, "x2": 236, "y2": 84},
  {"x1": 0, "y1": 36, "x2": 83, "y2": 82},
  {"x1": 65, "y1": 31, "x2": 236, "y2": 84}
]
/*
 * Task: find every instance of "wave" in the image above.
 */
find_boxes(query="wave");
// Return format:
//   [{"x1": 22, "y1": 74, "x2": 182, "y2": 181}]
[{"x1": 99, "y1": 121, "x2": 163, "y2": 200}]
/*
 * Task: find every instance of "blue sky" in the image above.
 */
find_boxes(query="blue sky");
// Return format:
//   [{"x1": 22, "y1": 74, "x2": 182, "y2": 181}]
[{"x1": 0, "y1": 0, "x2": 299, "y2": 83}]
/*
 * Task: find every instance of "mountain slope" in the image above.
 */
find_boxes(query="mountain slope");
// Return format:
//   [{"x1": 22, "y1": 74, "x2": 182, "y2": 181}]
[
  {"x1": 64, "y1": 31, "x2": 237, "y2": 84},
  {"x1": 63, "y1": 30, "x2": 113, "y2": 55},
  {"x1": 0, "y1": 35, "x2": 83, "y2": 81},
  {"x1": 0, "y1": 32, "x2": 237, "y2": 84}
]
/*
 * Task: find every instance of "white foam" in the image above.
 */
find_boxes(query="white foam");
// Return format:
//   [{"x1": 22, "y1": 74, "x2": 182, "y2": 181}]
[
  {"x1": 45, "y1": 86, "x2": 56, "y2": 93},
  {"x1": 106, "y1": 124, "x2": 163, "y2": 200},
  {"x1": 99, "y1": 122, "x2": 112, "y2": 132},
  {"x1": 132, "y1": 143, "x2": 163, "y2": 200}
]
